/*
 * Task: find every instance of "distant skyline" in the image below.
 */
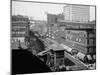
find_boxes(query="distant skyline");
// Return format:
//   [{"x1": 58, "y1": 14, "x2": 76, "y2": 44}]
[{"x1": 12, "y1": 1, "x2": 95, "y2": 21}]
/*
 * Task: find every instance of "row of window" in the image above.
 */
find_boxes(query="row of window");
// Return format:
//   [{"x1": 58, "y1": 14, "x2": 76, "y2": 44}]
[
  {"x1": 12, "y1": 23, "x2": 28, "y2": 26},
  {"x1": 12, "y1": 31, "x2": 26, "y2": 35},
  {"x1": 65, "y1": 30, "x2": 87, "y2": 37},
  {"x1": 66, "y1": 35, "x2": 87, "y2": 44},
  {"x1": 12, "y1": 26, "x2": 27, "y2": 29},
  {"x1": 12, "y1": 18, "x2": 29, "y2": 22}
]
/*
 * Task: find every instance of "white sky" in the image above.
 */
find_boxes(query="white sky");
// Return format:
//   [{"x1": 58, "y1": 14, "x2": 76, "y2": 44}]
[{"x1": 12, "y1": 1, "x2": 95, "y2": 21}]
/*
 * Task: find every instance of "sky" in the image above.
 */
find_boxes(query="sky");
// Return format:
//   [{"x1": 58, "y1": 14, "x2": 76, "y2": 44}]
[{"x1": 12, "y1": 1, "x2": 95, "y2": 21}]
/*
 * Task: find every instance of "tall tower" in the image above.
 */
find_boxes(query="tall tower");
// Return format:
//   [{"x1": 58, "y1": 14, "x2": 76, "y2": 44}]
[{"x1": 63, "y1": 5, "x2": 90, "y2": 22}]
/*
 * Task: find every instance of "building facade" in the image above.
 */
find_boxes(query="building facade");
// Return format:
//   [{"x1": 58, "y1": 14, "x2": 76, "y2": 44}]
[
  {"x1": 56, "y1": 21, "x2": 96, "y2": 59},
  {"x1": 63, "y1": 5, "x2": 90, "y2": 22},
  {"x1": 11, "y1": 15, "x2": 30, "y2": 49}
]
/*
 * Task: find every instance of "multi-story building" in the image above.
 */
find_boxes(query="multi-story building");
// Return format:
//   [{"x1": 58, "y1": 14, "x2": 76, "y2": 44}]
[
  {"x1": 63, "y1": 5, "x2": 90, "y2": 22},
  {"x1": 11, "y1": 15, "x2": 30, "y2": 49},
  {"x1": 56, "y1": 20, "x2": 96, "y2": 57}
]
